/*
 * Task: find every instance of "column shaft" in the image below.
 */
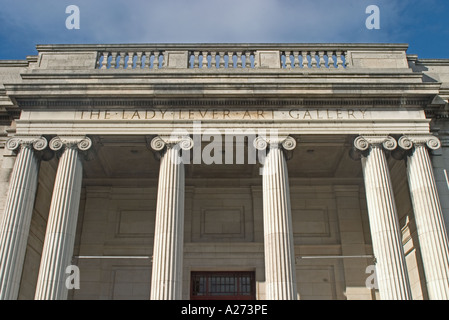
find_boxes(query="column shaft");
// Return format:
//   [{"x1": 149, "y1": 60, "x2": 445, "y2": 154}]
[
  {"x1": 35, "y1": 147, "x2": 83, "y2": 300},
  {"x1": 0, "y1": 146, "x2": 40, "y2": 299},
  {"x1": 262, "y1": 146, "x2": 297, "y2": 300},
  {"x1": 361, "y1": 146, "x2": 412, "y2": 300},
  {"x1": 407, "y1": 145, "x2": 449, "y2": 299},
  {"x1": 150, "y1": 145, "x2": 185, "y2": 300}
]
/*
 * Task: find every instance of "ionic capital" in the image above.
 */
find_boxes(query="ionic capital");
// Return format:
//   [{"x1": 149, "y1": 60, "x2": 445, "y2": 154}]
[
  {"x1": 6, "y1": 136, "x2": 48, "y2": 152},
  {"x1": 49, "y1": 136, "x2": 92, "y2": 152},
  {"x1": 354, "y1": 135, "x2": 397, "y2": 152},
  {"x1": 398, "y1": 135, "x2": 441, "y2": 151},
  {"x1": 253, "y1": 136, "x2": 297, "y2": 151},
  {"x1": 150, "y1": 135, "x2": 194, "y2": 151}
]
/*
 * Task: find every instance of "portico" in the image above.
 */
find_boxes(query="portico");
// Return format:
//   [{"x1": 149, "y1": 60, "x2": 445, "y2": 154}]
[{"x1": 0, "y1": 44, "x2": 448, "y2": 300}]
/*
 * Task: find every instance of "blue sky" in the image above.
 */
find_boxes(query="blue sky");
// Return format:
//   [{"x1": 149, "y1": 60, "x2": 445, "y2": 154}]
[{"x1": 0, "y1": 0, "x2": 448, "y2": 60}]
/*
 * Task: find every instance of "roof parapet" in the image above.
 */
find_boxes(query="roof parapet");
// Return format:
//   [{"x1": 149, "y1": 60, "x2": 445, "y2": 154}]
[{"x1": 32, "y1": 43, "x2": 411, "y2": 71}]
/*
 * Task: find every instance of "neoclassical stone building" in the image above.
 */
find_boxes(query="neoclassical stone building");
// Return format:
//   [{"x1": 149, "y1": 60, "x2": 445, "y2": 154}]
[{"x1": 0, "y1": 44, "x2": 448, "y2": 300}]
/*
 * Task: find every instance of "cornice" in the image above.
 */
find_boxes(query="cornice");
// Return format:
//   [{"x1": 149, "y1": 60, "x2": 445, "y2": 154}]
[
  {"x1": 0, "y1": 60, "x2": 29, "y2": 67},
  {"x1": 35, "y1": 43, "x2": 410, "y2": 53},
  {"x1": 20, "y1": 68, "x2": 420, "y2": 77},
  {"x1": 415, "y1": 59, "x2": 449, "y2": 66},
  {"x1": 14, "y1": 98, "x2": 432, "y2": 109},
  {"x1": 0, "y1": 56, "x2": 37, "y2": 68},
  {"x1": 5, "y1": 82, "x2": 440, "y2": 101}
]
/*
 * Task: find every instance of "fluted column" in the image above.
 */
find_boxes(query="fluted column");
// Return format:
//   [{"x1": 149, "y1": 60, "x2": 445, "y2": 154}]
[
  {"x1": 0, "y1": 136, "x2": 47, "y2": 300},
  {"x1": 398, "y1": 135, "x2": 449, "y2": 299},
  {"x1": 254, "y1": 135, "x2": 297, "y2": 300},
  {"x1": 35, "y1": 136, "x2": 92, "y2": 300},
  {"x1": 150, "y1": 135, "x2": 193, "y2": 300},
  {"x1": 354, "y1": 136, "x2": 412, "y2": 300}
]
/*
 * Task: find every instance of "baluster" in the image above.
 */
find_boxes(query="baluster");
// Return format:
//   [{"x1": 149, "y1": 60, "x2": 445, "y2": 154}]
[
  {"x1": 283, "y1": 51, "x2": 290, "y2": 69},
  {"x1": 336, "y1": 50, "x2": 344, "y2": 69},
  {"x1": 110, "y1": 52, "x2": 118, "y2": 69},
  {"x1": 328, "y1": 50, "x2": 335, "y2": 69},
  {"x1": 201, "y1": 51, "x2": 209, "y2": 69},
  {"x1": 100, "y1": 52, "x2": 109, "y2": 69},
  {"x1": 236, "y1": 52, "x2": 243, "y2": 68},
  {"x1": 293, "y1": 51, "x2": 300, "y2": 69},
  {"x1": 144, "y1": 52, "x2": 151, "y2": 69},
  {"x1": 136, "y1": 52, "x2": 143, "y2": 69},
  {"x1": 310, "y1": 51, "x2": 318, "y2": 68},
  {"x1": 219, "y1": 52, "x2": 225, "y2": 69},
  {"x1": 211, "y1": 52, "x2": 217, "y2": 69},
  {"x1": 319, "y1": 51, "x2": 325, "y2": 68},
  {"x1": 227, "y1": 52, "x2": 234, "y2": 69},
  {"x1": 245, "y1": 51, "x2": 251, "y2": 68},
  {"x1": 301, "y1": 51, "x2": 309, "y2": 68},
  {"x1": 344, "y1": 51, "x2": 349, "y2": 68},
  {"x1": 128, "y1": 52, "x2": 135, "y2": 69},
  {"x1": 193, "y1": 51, "x2": 200, "y2": 69},
  {"x1": 119, "y1": 52, "x2": 126, "y2": 69},
  {"x1": 153, "y1": 51, "x2": 160, "y2": 70}
]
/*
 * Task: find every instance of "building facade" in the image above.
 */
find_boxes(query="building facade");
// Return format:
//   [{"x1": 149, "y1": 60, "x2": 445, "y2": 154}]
[{"x1": 0, "y1": 44, "x2": 448, "y2": 300}]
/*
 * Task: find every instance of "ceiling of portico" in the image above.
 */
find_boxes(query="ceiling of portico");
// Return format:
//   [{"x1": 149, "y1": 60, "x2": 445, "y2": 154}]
[{"x1": 82, "y1": 135, "x2": 363, "y2": 183}]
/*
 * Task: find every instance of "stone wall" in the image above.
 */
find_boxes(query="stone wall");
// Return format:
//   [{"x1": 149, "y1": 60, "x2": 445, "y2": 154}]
[{"x1": 17, "y1": 159, "x2": 57, "y2": 299}]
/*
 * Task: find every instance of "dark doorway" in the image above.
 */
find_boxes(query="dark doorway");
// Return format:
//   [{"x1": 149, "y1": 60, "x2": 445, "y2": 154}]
[{"x1": 190, "y1": 271, "x2": 256, "y2": 300}]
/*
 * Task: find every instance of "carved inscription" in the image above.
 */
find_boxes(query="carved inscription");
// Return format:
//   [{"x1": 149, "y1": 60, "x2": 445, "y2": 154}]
[{"x1": 77, "y1": 108, "x2": 369, "y2": 121}]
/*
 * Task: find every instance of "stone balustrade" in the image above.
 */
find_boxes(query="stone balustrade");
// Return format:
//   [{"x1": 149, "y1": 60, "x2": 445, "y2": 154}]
[
  {"x1": 188, "y1": 50, "x2": 256, "y2": 69},
  {"x1": 97, "y1": 50, "x2": 166, "y2": 70},
  {"x1": 281, "y1": 50, "x2": 347, "y2": 69},
  {"x1": 31, "y1": 43, "x2": 411, "y2": 71},
  {"x1": 95, "y1": 47, "x2": 348, "y2": 70}
]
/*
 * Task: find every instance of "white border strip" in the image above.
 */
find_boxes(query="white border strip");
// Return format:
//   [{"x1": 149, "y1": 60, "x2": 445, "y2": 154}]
[
  {"x1": 74, "y1": 256, "x2": 151, "y2": 259},
  {"x1": 298, "y1": 255, "x2": 373, "y2": 259}
]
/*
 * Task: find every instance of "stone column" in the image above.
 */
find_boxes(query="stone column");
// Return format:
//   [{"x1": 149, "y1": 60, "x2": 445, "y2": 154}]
[
  {"x1": 354, "y1": 136, "x2": 412, "y2": 300},
  {"x1": 0, "y1": 137, "x2": 47, "y2": 300},
  {"x1": 35, "y1": 136, "x2": 91, "y2": 300},
  {"x1": 398, "y1": 135, "x2": 449, "y2": 300},
  {"x1": 254, "y1": 135, "x2": 297, "y2": 300},
  {"x1": 150, "y1": 136, "x2": 193, "y2": 300}
]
